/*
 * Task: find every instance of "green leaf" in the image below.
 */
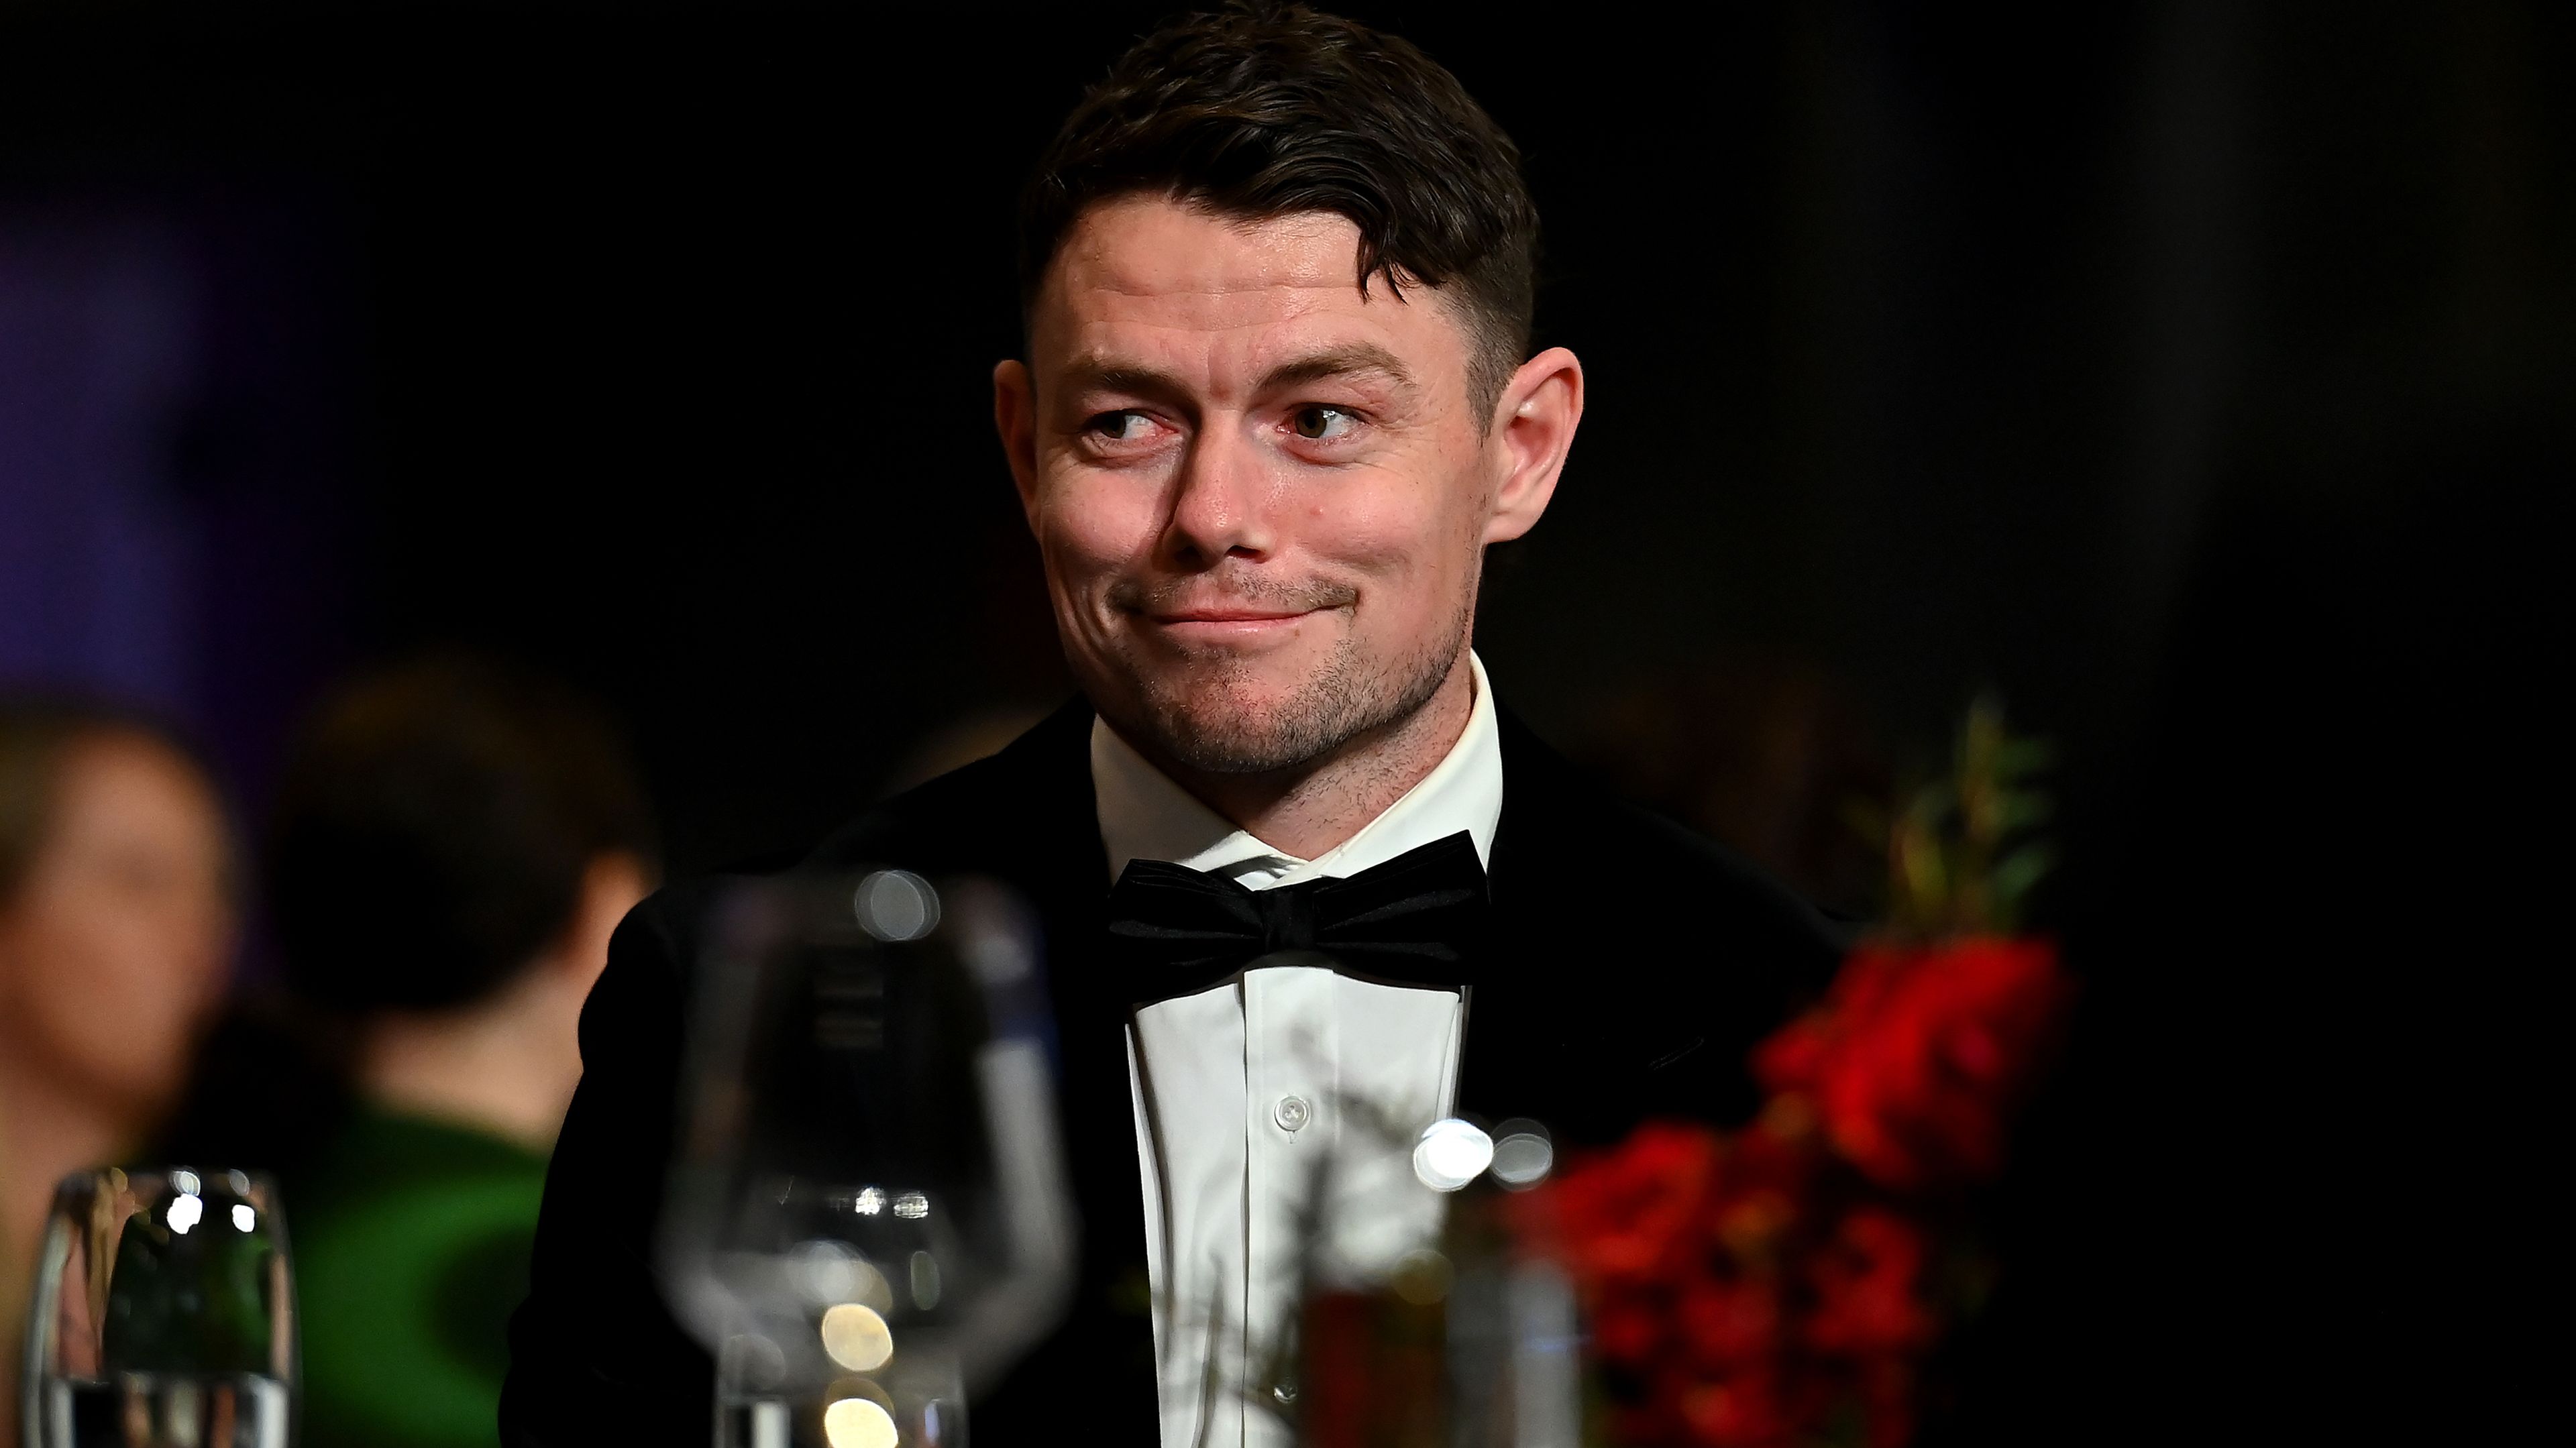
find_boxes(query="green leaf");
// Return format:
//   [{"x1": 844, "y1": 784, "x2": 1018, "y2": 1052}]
[
  {"x1": 1994, "y1": 738, "x2": 2056, "y2": 778},
  {"x1": 1905, "y1": 781, "x2": 1956, "y2": 827},
  {"x1": 1901, "y1": 833, "x2": 1949, "y2": 926},
  {"x1": 1996, "y1": 791, "x2": 2055, "y2": 832},
  {"x1": 1875, "y1": 694, "x2": 2061, "y2": 936},
  {"x1": 1993, "y1": 842, "x2": 2056, "y2": 907}
]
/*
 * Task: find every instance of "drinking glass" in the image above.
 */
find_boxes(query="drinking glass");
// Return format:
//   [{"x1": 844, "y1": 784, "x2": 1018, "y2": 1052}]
[
  {"x1": 657, "y1": 868, "x2": 1076, "y2": 1447},
  {"x1": 19, "y1": 1166, "x2": 295, "y2": 1448},
  {"x1": 1293, "y1": 1117, "x2": 1580, "y2": 1448}
]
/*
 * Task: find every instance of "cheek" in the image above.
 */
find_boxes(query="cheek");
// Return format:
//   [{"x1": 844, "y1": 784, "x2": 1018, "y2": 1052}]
[
  {"x1": 5, "y1": 892, "x2": 205, "y2": 1098},
  {"x1": 76, "y1": 879, "x2": 222, "y2": 1011},
  {"x1": 1303, "y1": 471, "x2": 1481, "y2": 597},
  {"x1": 1038, "y1": 472, "x2": 1161, "y2": 590}
]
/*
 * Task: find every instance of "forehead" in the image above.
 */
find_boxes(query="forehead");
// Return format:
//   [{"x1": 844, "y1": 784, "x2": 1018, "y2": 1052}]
[
  {"x1": 56, "y1": 734, "x2": 214, "y2": 828},
  {"x1": 1032, "y1": 195, "x2": 1469, "y2": 385}
]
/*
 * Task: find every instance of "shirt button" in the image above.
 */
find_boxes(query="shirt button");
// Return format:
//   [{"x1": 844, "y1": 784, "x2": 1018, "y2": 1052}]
[{"x1": 1273, "y1": 1095, "x2": 1311, "y2": 1133}]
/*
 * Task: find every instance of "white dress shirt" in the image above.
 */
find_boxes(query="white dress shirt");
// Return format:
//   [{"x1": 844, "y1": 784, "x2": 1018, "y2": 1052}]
[{"x1": 1093, "y1": 653, "x2": 1503, "y2": 1448}]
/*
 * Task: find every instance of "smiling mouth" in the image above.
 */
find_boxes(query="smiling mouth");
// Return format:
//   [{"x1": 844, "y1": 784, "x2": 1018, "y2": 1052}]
[
  {"x1": 1112, "y1": 576, "x2": 1357, "y2": 641},
  {"x1": 1136, "y1": 604, "x2": 1334, "y2": 645},
  {"x1": 1148, "y1": 609, "x2": 1318, "y2": 639},
  {"x1": 1153, "y1": 608, "x2": 1314, "y2": 624}
]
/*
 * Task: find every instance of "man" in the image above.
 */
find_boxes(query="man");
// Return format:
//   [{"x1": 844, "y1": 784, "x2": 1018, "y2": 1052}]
[{"x1": 501, "y1": 5, "x2": 1838, "y2": 1443}]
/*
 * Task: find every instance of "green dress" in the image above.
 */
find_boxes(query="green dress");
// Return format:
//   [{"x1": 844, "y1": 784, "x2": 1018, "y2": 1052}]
[{"x1": 289, "y1": 1104, "x2": 549, "y2": 1448}]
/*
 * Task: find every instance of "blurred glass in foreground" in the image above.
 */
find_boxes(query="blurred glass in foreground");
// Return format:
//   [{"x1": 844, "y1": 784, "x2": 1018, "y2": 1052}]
[
  {"x1": 19, "y1": 1167, "x2": 292, "y2": 1448},
  {"x1": 660, "y1": 870, "x2": 1075, "y2": 1446},
  {"x1": 1291, "y1": 1113, "x2": 1578, "y2": 1448}
]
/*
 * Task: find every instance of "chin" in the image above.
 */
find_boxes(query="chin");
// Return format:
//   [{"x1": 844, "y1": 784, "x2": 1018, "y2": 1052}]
[
  {"x1": 1085, "y1": 616, "x2": 1457, "y2": 775},
  {"x1": 1124, "y1": 665, "x2": 1348, "y2": 775}
]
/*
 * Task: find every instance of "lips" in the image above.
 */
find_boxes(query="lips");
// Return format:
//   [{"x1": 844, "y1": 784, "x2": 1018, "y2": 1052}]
[
  {"x1": 1109, "y1": 577, "x2": 1356, "y2": 646},
  {"x1": 1142, "y1": 605, "x2": 1322, "y2": 645},
  {"x1": 1153, "y1": 608, "x2": 1312, "y2": 624}
]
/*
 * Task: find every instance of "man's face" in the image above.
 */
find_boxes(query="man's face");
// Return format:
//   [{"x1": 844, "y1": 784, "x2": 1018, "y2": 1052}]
[{"x1": 997, "y1": 196, "x2": 1568, "y2": 775}]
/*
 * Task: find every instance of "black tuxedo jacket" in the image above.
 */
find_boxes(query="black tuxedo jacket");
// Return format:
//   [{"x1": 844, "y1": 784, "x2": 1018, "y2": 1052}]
[{"x1": 499, "y1": 698, "x2": 1840, "y2": 1445}]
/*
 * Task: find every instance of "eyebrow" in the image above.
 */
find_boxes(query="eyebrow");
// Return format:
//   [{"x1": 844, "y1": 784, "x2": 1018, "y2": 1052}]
[
  {"x1": 1057, "y1": 342, "x2": 1417, "y2": 405},
  {"x1": 1256, "y1": 342, "x2": 1415, "y2": 394}
]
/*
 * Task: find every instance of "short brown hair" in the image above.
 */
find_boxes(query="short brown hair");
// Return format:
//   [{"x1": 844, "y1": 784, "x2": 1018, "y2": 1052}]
[
  {"x1": 1019, "y1": 2, "x2": 1540, "y2": 415},
  {"x1": 266, "y1": 656, "x2": 656, "y2": 1013}
]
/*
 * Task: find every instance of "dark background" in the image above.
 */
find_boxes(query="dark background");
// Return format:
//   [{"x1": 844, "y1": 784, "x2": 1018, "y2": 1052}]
[{"x1": 3, "y1": 1, "x2": 2564, "y2": 1441}]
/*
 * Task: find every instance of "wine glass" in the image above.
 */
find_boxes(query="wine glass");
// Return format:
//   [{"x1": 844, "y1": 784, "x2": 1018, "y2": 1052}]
[
  {"x1": 657, "y1": 868, "x2": 1077, "y2": 1447},
  {"x1": 1291, "y1": 1114, "x2": 1580, "y2": 1448},
  {"x1": 19, "y1": 1166, "x2": 295, "y2": 1448}
]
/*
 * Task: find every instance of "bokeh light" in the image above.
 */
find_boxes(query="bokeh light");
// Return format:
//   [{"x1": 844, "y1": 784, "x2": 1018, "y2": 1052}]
[
  {"x1": 853, "y1": 870, "x2": 939, "y2": 942},
  {"x1": 1490, "y1": 1119, "x2": 1555, "y2": 1188},
  {"x1": 820, "y1": 1302, "x2": 894, "y2": 1373},
  {"x1": 821, "y1": 1395, "x2": 898, "y2": 1448},
  {"x1": 1413, "y1": 1118, "x2": 1494, "y2": 1192}
]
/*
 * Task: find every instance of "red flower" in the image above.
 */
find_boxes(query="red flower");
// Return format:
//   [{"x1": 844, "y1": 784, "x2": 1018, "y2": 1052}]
[
  {"x1": 1546, "y1": 1121, "x2": 1723, "y2": 1287},
  {"x1": 1520, "y1": 934, "x2": 2064, "y2": 1447},
  {"x1": 1593, "y1": 1291, "x2": 1669, "y2": 1365},
  {"x1": 1674, "y1": 1365, "x2": 1801, "y2": 1448},
  {"x1": 1676, "y1": 1276, "x2": 1781, "y2": 1368},
  {"x1": 1755, "y1": 936, "x2": 2068, "y2": 1190},
  {"x1": 1803, "y1": 1208, "x2": 1936, "y2": 1358}
]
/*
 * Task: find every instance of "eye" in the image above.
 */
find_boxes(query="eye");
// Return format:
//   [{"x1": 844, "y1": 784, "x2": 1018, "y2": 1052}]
[
  {"x1": 1085, "y1": 410, "x2": 1157, "y2": 442},
  {"x1": 1289, "y1": 405, "x2": 1359, "y2": 441}
]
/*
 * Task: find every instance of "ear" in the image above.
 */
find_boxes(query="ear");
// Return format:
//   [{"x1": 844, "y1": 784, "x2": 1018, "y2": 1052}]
[
  {"x1": 1483, "y1": 345, "x2": 1585, "y2": 545},
  {"x1": 994, "y1": 358, "x2": 1041, "y2": 524},
  {"x1": 547, "y1": 852, "x2": 650, "y2": 1000}
]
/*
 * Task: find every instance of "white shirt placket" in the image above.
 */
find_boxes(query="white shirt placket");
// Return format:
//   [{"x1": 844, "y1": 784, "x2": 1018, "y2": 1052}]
[{"x1": 1242, "y1": 965, "x2": 1340, "y2": 1445}]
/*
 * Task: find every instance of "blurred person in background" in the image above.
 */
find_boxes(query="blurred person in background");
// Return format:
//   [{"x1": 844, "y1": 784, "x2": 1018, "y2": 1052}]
[
  {"x1": 164, "y1": 657, "x2": 653, "y2": 1448},
  {"x1": 0, "y1": 699, "x2": 237, "y2": 1448}
]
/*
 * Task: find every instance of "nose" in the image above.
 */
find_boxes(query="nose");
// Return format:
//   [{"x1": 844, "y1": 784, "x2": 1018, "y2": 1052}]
[{"x1": 1161, "y1": 425, "x2": 1273, "y2": 568}]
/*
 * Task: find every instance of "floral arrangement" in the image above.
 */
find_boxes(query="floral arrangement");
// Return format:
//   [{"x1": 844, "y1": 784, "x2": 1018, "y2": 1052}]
[{"x1": 1523, "y1": 699, "x2": 2071, "y2": 1447}]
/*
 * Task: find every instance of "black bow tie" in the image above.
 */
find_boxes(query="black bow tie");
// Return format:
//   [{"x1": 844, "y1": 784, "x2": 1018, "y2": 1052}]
[{"x1": 1104, "y1": 830, "x2": 1490, "y2": 1002}]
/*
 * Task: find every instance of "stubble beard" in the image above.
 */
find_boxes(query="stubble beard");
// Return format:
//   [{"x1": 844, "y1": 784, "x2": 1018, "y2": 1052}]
[{"x1": 1114, "y1": 587, "x2": 1475, "y2": 777}]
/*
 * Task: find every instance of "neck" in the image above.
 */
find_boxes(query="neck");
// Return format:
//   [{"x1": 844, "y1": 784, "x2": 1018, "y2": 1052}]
[
  {"x1": 359, "y1": 969, "x2": 583, "y2": 1153},
  {"x1": 1149, "y1": 647, "x2": 1479, "y2": 860}
]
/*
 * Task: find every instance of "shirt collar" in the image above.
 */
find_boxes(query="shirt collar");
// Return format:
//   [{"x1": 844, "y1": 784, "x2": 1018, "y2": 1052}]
[{"x1": 1091, "y1": 651, "x2": 1503, "y2": 890}]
